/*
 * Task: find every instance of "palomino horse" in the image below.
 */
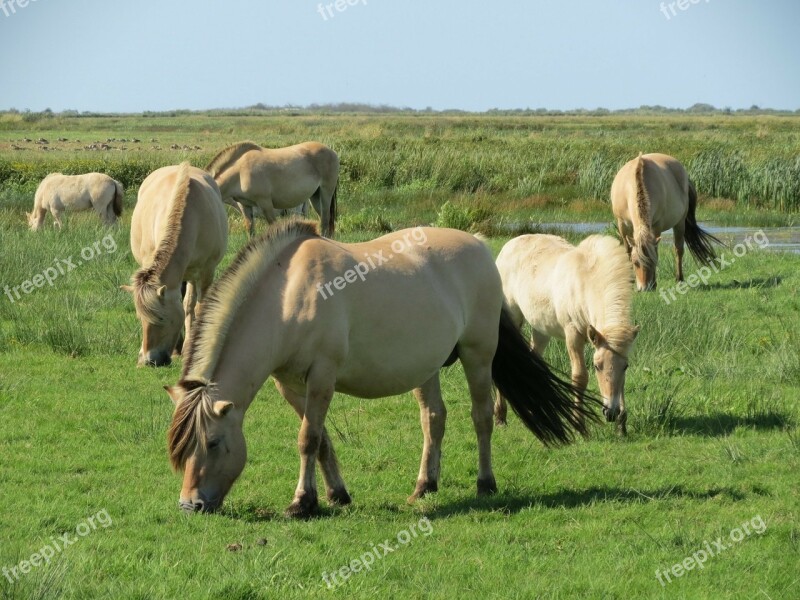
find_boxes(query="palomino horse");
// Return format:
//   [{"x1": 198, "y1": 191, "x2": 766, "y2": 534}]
[
  {"x1": 205, "y1": 141, "x2": 339, "y2": 238},
  {"x1": 28, "y1": 172, "x2": 123, "y2": 230},
  {"x1": 611, "y1": 153, "x2": 721, "y2": 291},
  {"x1": 124, "y1": 163, "x2": 228, "y2": 367},
  {"x1": 166, "y1": 220, "x2": 596, "y2": 518},
  {"x1": 494, "y1": 234, "x2": 639, "y2": 434}
]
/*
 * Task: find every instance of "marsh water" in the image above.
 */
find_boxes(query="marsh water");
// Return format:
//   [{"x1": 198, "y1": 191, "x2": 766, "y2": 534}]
[{"x1": 535, "y1": 224, "x2": 800, "y2": 254}]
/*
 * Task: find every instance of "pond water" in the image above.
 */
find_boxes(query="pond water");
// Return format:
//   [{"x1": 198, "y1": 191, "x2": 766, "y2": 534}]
[{"x1": 535, "y1": 223, "x2": 800, "y2": 254}]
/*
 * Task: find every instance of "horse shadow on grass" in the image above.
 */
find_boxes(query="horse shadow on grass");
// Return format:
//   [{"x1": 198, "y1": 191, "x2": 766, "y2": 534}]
[
  {"x1": 663, "y1": 411, "x2": 791, "y2": 436},
  {"x1": 696, "y1": 276, "x2": 782, "y2": 291},
  {"x1": 425, "y1": 484, "x2": 752, "y2": 519}
]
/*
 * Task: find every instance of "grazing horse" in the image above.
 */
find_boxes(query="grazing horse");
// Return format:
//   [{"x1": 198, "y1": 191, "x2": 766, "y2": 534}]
[
  {"x1": 166, "y1": 220, "x2": 596, "y2": 518},
  {"x1": 494, "y1": 234, "x2": 639, "y2": 434},
  {"x1": 28, "y1": 172, "x2": 123, "y2": 230},
  {"x1": 124, "y1": 163, "x2": 228, "y2": 367},
  {"x1": 205, "y1": 141, "x2": 339, "y2": 238},
  {"x1": 611, "y1": 153, "x2": 721, "y2": 291}
]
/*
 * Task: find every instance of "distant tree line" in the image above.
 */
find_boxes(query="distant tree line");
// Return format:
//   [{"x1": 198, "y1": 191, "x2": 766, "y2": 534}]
[{"x1": 1, "y1": 102, "x2": 798, "y2": 118}]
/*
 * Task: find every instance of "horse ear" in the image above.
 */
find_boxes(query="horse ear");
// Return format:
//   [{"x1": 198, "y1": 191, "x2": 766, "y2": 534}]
[
  {"x1": 120, "y1": 284, "x2": 134, "y2": 293},
  {"x1": 631, "y1": 325, "x2": 641, "y2": 340},
  {"x1": 156, "y1": 285, "x2": 167, "y2": 299},
  {"x1": 587, "y1": 325, "x2": 606, "y2": 349},
  {"x1": 164, "y1": 385, "x2": 182, "y2": 405},
  {"x1": 213, "y1": 401, "x2": 234, "y2": 418},
  {"x1": 655, "y1": 236, "x2": 661, "y2": 245}
]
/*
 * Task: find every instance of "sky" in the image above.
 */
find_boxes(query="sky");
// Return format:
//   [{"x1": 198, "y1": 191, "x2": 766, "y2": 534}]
[{"x1": 0, "y1": 0, "x2": 798, "y2": 113}]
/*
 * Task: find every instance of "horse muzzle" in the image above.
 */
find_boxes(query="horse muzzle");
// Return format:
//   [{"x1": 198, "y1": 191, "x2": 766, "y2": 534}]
[
  {"x1": 179, "y1": 496, "x2": 219, "y2": 514},
  {"x1": 139, "y1": 350, "x2": 172, "y2": 367},
  {"x1": 602, "y1": 405, "x2": 624, "y2": 422}
]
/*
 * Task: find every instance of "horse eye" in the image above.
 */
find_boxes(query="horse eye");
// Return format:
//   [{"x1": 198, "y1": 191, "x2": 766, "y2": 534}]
[
  {"x1": 207, "y1": 439, "x2": 221, "y2": 451},
  {"x1": 594, "y1": 363, "x2": 602, "y2": 372}
]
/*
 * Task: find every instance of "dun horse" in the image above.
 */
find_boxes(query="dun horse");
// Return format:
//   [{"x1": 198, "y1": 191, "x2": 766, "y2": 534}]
[
  {"x1": 205, "y1": 141, "x2": 338, "y2": 238},
  {"x1": 494, "y1": 234, "x2": 639, "y2": 434},
  {"x1": 124, "y1": 163, "x2": 228, "y2": 367},
  {"x1": 611, "y1": 153, "x2": 721, "y2": 291},
  {"x1": 28, "y1": 172, "x2": 123, "y2": 230},
  {"x1": 166, "y1": 220, "x2": 596, "y2": 518}
]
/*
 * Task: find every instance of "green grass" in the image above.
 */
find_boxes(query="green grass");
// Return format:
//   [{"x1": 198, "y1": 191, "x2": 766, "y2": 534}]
[{"x1": 0, "y1": 115, "x2": 799, "y2": 598}]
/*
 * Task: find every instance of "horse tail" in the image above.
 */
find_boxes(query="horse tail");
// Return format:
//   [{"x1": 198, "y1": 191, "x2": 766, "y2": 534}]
[
  {"x1": 328, "y1": 181, "x2": 337, "y2": 237},
  {"x1": 684, "y1": 179, "x2": 722, "y2": 265},
  {"x1": 491, "y1": 307, "x2": 597, "y2": 446},
  {"x1": 112, "y1": 180, "x2": 124, "y2": 217}
]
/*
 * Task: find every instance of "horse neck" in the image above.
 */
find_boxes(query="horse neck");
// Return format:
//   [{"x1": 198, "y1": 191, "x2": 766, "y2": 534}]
[{"x1": 189, "y1": 275, "x2": 289, "y2": 411}]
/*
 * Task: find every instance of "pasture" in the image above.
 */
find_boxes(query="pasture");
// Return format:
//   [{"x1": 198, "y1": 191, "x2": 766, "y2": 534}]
[{"x1": 0, "y1": 114, "x2": 798, "y2": 599}]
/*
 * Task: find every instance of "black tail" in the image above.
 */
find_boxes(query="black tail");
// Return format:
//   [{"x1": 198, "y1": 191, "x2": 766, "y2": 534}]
[
  {"x1": 492, "y1": 308, "x2": 598, "y2": 446},
  {"x1": 112, "y1": 180, "x2": 124, "y2": 217},
  {"x1": 684, "y1": 180, "x2": 722, "y2": 265},
  {"x1": 328, "y1": 182, "x2": 337, "y2": 237}
]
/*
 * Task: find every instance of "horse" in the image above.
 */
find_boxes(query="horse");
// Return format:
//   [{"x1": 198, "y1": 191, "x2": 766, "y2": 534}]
[
  {"x1": 611, "y1": 153, "x2": 722, "y2": 291},
  {"x1": 165, "y1": 219, "x2": 597, "y2": 518},
  {"x1": 123, "y1": 162, "x2": 228, "y2": 367},
  {"x1": 494, "y1": 234, "x2": 639, "y2": 435},
  {"x1": 28, "y1": 172, "x2": 124, "y2": 230},
  {"x1": 205, "y1": 141, "x2": 339, "y2": 238}
]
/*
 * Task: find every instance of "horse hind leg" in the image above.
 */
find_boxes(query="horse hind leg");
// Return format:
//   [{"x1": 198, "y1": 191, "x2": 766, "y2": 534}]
[
  {"x1": 273, "y1": 378, "x2": 350, "y2": 507},
  {"x1": 460, "y1": 346, "x2": 498, "y2": 496},
  {"x1": 409, "y1": 373, "x2": 447, "y2": 502},
  {"x1": 673, "y1": 223, "x2": 686, "y2": 282}
]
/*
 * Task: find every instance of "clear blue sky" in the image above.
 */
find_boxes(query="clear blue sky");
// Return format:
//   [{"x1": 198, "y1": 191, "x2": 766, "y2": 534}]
[{"x1": 0, "y1": 0, "x2": 797, "y2": 112}]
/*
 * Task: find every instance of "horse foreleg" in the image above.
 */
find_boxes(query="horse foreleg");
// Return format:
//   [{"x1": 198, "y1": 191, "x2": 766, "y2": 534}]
[
  {"x1": 409, "y1": 373, "x2": 447, "y2": 502},
  {"x1": 237, "y1": 203, "x2": 255, "y2": 238},
  {"x1": 286, "y1": 363, "x2": 336, "y2": 518},
  {"x1": 273, "y1": 379, "x2": 350, "y2": 506},
  {"x1": 461, "y1": 350, "x2": 497, "y2": 497},
  {"x1": 565, "y1": 327, "x2": 589, "y2": 430}
]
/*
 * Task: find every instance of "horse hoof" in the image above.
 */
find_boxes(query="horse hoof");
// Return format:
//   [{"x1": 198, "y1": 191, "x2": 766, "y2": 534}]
[
  {"x1": 327, "y1": 488, "x2": 352, "y2": 506},
  {"x1": 477, "y1": 477, "x2": 497, "y2": 496},
  {"x1": 407, "y1": 480, "x2": 438, "y2": 504},
  {"x1": 284, "y1": 493, "x2": 318, "y2": 519}
]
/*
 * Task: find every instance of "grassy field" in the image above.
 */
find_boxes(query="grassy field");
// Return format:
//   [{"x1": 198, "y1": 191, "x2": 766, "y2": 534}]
[{"x1": 0, "y1": 115, "x2": 798, "y2": 599}]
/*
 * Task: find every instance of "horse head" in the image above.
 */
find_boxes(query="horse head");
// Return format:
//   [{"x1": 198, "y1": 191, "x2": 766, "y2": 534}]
[
  {"x1": 628, "y1": 232, "x2": 660, "y2": 291},
  {"x1": 123, "y1": 276, "x2": 184, "y2": 366},
  {"x1": 166, "y1": 382, "x2": 246, "y2": 513},
  {"x1": 588, "y1": 324, "x2": 639, "y2": 434}
]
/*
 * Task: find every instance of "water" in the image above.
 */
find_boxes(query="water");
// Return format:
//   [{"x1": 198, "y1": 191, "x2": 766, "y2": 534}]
[{"x1": 534, "y1": 223, "x2": 800, "y2": 254}]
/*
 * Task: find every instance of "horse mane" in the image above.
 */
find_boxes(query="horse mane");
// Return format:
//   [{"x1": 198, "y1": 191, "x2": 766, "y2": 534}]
[
  {"x1": 181, "y1": 218, "x2": 320, "y2": 382},
  {"x1": 204, "y1": 141, "x2": 263, "y2": 178},
  {"x1": 632, "y1": 153, "x2": 658, "y2": 273},
  {"x1": 132, "y1": 161, "x2": 192, "y2": 324},
  {"x1": 167, "y1": 381, "x2": 216, "y2": 471},
  {"x1": 576, "y1": 235, "x2": 637, "y2": 355}
]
